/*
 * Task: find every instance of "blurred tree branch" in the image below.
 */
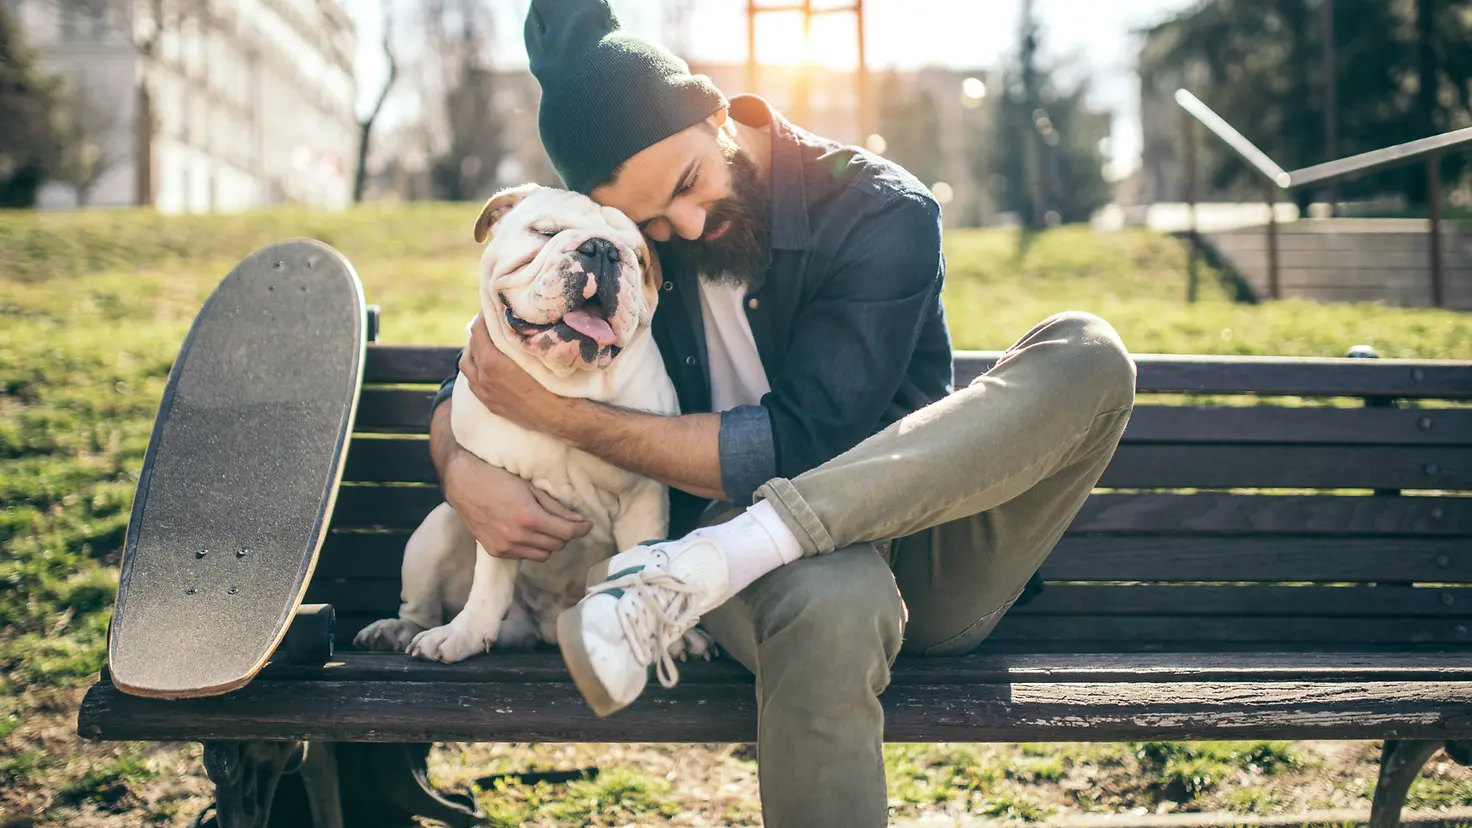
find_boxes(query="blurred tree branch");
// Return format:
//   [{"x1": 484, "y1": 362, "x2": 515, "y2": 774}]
[
  {"x1": 49, "y1": 78, "x2": 121, "y2": 205},
  {"x1": 420, "y1": 0, "x2": 505, "y2": 201},
  {"x1": 0, "y1": 2, "x2": 59, "y2": 207},
  {"x1": 355, "y1": 0, "x2": 398, "y2": 203}
]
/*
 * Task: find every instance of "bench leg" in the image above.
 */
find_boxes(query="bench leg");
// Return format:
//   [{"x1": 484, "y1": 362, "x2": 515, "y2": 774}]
[
  {"x1": 334, "y1": 742, "x2": 486, "y2": 827},
  {"x1": 1369, "y1": 739, "x2": 1442, "y2": 828},
  {"x1": 297, "y1": 742, "x2": 345, "y2": 828},
  {"x1": 199, "y1": 741, "x2": 309, "y2": 828}
]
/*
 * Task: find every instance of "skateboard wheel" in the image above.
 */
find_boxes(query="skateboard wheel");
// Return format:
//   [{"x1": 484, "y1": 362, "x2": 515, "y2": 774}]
[{"x1": 281, "y1": 604, "x2": 335, "y2": 664}]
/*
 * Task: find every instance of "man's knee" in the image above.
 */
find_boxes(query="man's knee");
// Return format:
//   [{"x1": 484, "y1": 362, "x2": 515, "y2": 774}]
[
  {"x1": 750, "y1": 545, "x2": 906, "y2": 692},
  {"x1": 1033, "y1": 311, "x2": 1136, "y2": 412}
]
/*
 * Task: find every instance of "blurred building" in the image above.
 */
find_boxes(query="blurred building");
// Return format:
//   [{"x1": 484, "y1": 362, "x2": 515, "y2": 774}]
[
  {"x1": 376, "y1": 63, "x2": 1001, "y2": 228},
  {"x1": 8, "y1": 0, "x2": 357, "y2": 213},
  {"x1": 699, "y1": 63, "x2": 1001, "y2": 228}
]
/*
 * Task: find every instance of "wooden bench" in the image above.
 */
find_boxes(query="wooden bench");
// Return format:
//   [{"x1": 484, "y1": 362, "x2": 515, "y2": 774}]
[{"x1": 77, "y1": 320, "x2": 1472, "y2": 828}]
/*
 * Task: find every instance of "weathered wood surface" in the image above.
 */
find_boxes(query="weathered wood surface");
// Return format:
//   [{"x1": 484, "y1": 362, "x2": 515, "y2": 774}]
[
  {"x1": 326, "y1": 488, "x2": 1472, "y2": 535},
  {"x1": 303, "y1": 581, "x2": 1472, "y2": 619},
  {"x1": 1060, "y1": 493, "x2": 1470, "y2": 536},
  {"x1": 245, "y1": 651, "x2": 1472, "y2": 685},
  {"x1": 77, "y1": 678, "x2": 1472, "y2": 744},
  {"x1": 1097, "y1": 445, "x2": 1468, "y2": 490},
  {"x1": 340, "y1": 437, "x2": 1471, "y2": 490},
  {"x1": 312, "y1": 531, "x2": 1472, "y2": 582},
  {"x1": 1038, "y1": 535, "x2": 1472, "y2": 581},
  {"x1": 363, "y1": 345, "x2": 1472, "y2": 399},
  {"x1": 320, "y1": 613, "x2": 1471, "y2": 652}
]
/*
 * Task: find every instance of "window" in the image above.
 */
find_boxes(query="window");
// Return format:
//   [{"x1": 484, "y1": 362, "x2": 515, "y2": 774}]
[{"x1": 58, "y1": 0, "x2": 108, "y2": 41}]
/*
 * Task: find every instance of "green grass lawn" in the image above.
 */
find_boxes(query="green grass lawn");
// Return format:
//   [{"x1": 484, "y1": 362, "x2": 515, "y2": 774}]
[{"x1": 2, "y1": 204, "x2": 1470, "y2": 825}]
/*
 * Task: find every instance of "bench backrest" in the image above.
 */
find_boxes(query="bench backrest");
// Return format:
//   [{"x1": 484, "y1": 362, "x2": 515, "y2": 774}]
[{"x1": 309, "y1": 342, "x2": 1472, "y2": 654}]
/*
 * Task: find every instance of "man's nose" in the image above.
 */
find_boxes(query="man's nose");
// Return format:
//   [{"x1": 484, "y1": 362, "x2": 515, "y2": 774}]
[{"x1": 669, "y1": 204, "x2": 707, "y2": 241}]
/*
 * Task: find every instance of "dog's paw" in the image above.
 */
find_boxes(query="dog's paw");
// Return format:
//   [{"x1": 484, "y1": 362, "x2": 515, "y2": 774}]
[
  {"x1": 407, "y1": 622, "x2": 493, "y2": 664},
  {"x1": 353, "y1": 618, "x2": 428, "y2": 653},
  {"x1": 667, "y1": 626, "x2": 717, "y2": 662}
]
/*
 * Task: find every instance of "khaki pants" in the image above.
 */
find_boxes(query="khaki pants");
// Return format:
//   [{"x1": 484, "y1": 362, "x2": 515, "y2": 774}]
[{"x1": 696, "y1": 312, "x2": 1137, "y2": 828}]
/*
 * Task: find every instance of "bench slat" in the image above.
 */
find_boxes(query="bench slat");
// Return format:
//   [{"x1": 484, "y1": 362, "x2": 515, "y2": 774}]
[
  {"x1": 364, "y1": 345, "x2": 457, "y2": 385},
  {"x1": 327, "y1": 488, "x2": 1472, "y2": 536},
  {"x1": 236, "y1": 651, "x2": 1472, "y2": 685},
  {"x1": 77, "y1": 677, "x2": 1472, "y2": 744},
  {"x1": 1042, "y1": 535, "x2": 1470, "y2": 581},
  {"x1": 1097, "y1": 444, "x2": 1468, "y2": 490},
  {"x1": 985, "y1": 616, "x2": 1470, "y2": 645},
  {"x1": 340, "y1": 437, "x2": 1472, "y2": 491},
  {"x1": 1063, "y1": 493, "x2": 1469, "y2": 536},
  {"x1": 305, "y1": 580, "x2": 1472, "y2": 619},
  {"x1": 364, "y1": 345, "x2": 1472, "y2": 399},
  {"x1": 351, "y1": 390, "x2": 1472, "y2": 446},
  {"x1": 313, "y1": 531, "x2": 1472, "y2": 582},
  {"x1": 958, "y1": 352, "x2": 1472, "y2": 399}
]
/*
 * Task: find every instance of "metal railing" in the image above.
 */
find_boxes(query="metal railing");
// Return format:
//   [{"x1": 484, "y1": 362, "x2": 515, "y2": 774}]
[{"x1": 1175, "y1": 89, "x2": 1472, "y2": 307}]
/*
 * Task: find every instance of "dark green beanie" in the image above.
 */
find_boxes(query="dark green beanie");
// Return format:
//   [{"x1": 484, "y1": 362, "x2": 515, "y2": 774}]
[{"x1": 525, "y1": 0, "x2": 727, "y2": 194}]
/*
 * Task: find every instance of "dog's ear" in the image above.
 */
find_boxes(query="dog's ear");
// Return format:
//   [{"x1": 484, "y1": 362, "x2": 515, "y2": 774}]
[
  {"x1": 473, "y1": 183, "x2": 541, "y2": 244},
  {"x1": 639, "y1": 241, "x2": 663, "y2": 294}
]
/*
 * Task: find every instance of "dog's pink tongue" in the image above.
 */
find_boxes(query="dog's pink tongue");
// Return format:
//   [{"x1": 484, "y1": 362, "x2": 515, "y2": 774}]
[{"x1": 562, "y1": 309, "x2": 617, "y2": 346}]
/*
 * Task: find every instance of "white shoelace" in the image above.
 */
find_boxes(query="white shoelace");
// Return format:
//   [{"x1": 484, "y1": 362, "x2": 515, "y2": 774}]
[{"x1": 590, "y1": 568, "x2": 701, "y2": 689}]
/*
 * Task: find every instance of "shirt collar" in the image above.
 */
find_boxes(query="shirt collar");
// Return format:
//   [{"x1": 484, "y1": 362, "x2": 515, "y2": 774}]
[{"x1": 729, "y1": 94, "x2": 811, "y2": 251}]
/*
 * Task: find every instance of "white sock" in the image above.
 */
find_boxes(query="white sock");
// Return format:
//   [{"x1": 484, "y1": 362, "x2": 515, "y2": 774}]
[{"x1": 693, "y1": 499, "x2": 804, "y2": 597}]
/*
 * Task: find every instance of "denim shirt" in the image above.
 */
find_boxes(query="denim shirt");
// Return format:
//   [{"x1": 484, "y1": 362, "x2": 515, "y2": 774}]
[{"x1": 433, "y1": 95, "x2": 955, "y2": 538}]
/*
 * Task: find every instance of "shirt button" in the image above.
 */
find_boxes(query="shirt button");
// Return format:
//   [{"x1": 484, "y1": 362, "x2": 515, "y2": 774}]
[
  {"x1": 685, "y1": 356, "x2": 697, "y2": 366},
  {"x1": 746, "y1": 297, "x2": 759, "y2": 309},
  {"x1": 662, "y1": 281, "x2": 674, "y2": 291}
]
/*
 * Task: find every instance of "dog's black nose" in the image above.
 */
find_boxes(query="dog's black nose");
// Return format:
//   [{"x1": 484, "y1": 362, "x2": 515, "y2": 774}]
[{"x1": 577, "y1": 237, "x2": 620, "y2": 265}]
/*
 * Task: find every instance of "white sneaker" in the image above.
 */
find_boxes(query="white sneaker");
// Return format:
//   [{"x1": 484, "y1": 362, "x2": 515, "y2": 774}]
[{"x1": 558, "y1": 538, "x2": 731, "y2": 717}]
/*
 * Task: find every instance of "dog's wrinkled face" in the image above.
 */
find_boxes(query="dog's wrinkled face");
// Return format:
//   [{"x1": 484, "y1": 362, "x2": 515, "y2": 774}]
[{"x1": 474, "y1": 184, "x2": 661, "y2": 375}]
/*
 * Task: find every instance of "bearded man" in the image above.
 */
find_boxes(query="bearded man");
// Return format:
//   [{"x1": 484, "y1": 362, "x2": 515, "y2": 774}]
[{"x1": 426, "y1": 1, "x2": 1137, "y2": 824}]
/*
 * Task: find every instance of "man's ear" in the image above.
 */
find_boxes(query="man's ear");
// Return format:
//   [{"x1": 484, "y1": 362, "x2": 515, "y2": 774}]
[{"x1": 473, "y1": 183, "x2": 541, "y2": 244}]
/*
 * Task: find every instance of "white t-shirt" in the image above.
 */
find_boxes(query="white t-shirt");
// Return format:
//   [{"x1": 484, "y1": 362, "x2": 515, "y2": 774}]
[{"x1": 696, "y1": 277, "x2": 770, "y2": 411}]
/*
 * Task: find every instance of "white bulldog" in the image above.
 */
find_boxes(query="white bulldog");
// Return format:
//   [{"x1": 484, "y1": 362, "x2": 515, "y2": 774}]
[{"x1": 353, "y1": 184, "x2": 712, "y2": 665}]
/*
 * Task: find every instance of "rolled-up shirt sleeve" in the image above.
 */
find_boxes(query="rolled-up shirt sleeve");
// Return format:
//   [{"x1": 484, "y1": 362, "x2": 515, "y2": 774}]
[
  {"x1": 720, "y1": 191, "x2": 944, "y2": 502},
  {"x1": 718, "y1": 403, "x2": 777, "y2": 504},
  {"x1": 429, "y1": 351, "x2": 460, "y2": 414}
]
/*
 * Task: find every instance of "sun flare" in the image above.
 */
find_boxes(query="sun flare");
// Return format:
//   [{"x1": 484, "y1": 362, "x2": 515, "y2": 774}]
[{"x1": 752, "y1": 10, "x2": 860, "y2": 68}]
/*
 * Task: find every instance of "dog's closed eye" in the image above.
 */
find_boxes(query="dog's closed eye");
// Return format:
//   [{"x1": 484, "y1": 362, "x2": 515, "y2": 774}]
[{"x1": 531, "y1": 224, "x2": 560, "y2": 238}]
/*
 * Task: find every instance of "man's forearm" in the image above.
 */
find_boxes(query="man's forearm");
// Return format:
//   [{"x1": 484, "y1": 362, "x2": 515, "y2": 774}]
[
  {"x1": 429, "y1": 398, "x2": 461, "y2": 486},
  {"x1": 550, "y1": 400, "x2": 726, "y2": 502}
]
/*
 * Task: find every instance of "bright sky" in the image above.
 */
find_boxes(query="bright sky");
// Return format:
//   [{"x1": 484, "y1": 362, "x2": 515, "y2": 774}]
[{"x1": 343, "y1": 0, "x2": 1198, "y2": 179}]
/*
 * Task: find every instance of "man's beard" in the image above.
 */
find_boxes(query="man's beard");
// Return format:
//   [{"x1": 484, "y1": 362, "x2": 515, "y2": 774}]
[{"x1": 658, "y1": 136, "x2": 772, "y2": 289}]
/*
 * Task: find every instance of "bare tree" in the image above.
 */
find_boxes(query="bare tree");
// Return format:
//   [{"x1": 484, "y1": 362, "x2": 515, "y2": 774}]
[
  {"x1": 49, "y1": 76, "x2": 121, "y2": 205},
  {"x1": 419, "y1": 0, "x2": 505, "y2": 201},
  {"x1": 355, "y1": 0, "x2": 398, "y2": 203},
  {"x1": 0, "y1": 1, "x2": 58, "y2": 207}
]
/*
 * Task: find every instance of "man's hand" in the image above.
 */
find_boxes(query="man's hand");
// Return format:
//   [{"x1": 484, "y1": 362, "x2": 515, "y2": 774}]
[
  {"x1": 441, "y1": 449, "x2": 592, "y2": 561},
  {"x1": 458, "y1": 313, "x2": 559, "y2": 430},
  {"x1": 429, "y1": 395, "x2": 590, "y2": 562}
]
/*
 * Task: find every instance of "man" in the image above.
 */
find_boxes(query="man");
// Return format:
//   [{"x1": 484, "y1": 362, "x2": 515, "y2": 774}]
[{"x1": 428, "y1": 0, "x2": 1136, "y2": 824}]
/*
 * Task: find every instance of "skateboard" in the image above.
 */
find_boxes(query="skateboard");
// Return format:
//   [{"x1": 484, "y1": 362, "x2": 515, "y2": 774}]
[{"x1": 107, "y1": 239, "x2": 366, "y2": 699}]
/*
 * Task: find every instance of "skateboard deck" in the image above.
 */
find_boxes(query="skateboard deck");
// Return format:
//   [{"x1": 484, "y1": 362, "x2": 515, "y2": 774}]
[{"x1": 107, "y1": 239, "x2": 366, "y2": 699}]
